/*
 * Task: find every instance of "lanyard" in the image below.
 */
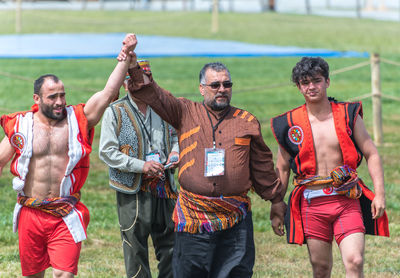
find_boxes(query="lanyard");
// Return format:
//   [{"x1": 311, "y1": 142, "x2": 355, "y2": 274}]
[
  {"x1": 131, "y1": 104, "x2": 154, "y2": 150},
  {"x1": 203, "y1": 103, "x2": 231, "y2": 149}
]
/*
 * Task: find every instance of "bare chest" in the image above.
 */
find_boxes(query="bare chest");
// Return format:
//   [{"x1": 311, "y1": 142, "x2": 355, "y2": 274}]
[
  {"x1": 32, "y1": 121, "x2": 69, "y2": 156},
  {"x1": 310, "y1": 117, "x2": 339, "y2": 147},
  {"x1": 309, "y1": 116, "x2": 343, "y2": 174}
]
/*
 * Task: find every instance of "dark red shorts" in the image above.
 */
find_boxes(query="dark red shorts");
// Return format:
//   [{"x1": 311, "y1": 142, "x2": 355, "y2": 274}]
[
  {"x1": 301, "y1": 195, "x2": 365, "y2": 245},
  {"x1": 18, "y1": 207, "x2": 81, "y2": 276}
]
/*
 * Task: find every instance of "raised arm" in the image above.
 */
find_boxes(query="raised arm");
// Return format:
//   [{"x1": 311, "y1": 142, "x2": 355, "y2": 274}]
[
  {"x1": 353, "y1": 115, "x2": 385, "y2": 219},
  {"x1": 120, "y1": 46, "x2": 184, "y2": 130},
  {"x1": 0, "y1": 136, "x2": 16, "y2": 177},
  {"x1": 84, "y1": 33, "x2": 138, "y2": 129}
]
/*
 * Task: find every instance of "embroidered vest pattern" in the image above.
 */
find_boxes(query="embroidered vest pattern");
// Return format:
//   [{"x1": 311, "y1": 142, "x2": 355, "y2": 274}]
[
  {"x1": 270, "y1": 100, "x2": 389, "y2": 244},
  {"x1": 108, "y1": 96, "x2": 176, "y2": 194},
  {"x1": 271, "y1": 101, "x2": 363, "y2": 176}
]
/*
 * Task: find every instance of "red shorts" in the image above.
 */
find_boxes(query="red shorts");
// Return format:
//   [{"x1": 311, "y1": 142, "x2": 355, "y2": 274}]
[
  {"x1": 18, "y1": 207, "x2": 81, "y2": 276},
  {"x1": 301, "y1": 195, "x2": 365, "y2": 245}
]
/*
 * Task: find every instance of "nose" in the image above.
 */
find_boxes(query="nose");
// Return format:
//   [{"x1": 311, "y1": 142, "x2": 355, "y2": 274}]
[
  {"x1": 55, "y1": 96, "x2": 64, "y2": 105},
  {"x1": 308, "y1": 81, "x2": 316, "y2": 89}
]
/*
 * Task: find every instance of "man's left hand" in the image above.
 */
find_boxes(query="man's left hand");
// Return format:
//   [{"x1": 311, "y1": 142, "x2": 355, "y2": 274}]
[{"x1": 371, "y1": 194, "x2": 386, "y2": 219}]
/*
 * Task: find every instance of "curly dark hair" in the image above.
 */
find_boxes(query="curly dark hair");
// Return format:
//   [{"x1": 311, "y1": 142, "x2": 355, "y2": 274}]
[{"x1": 291, "y1": 57, "x2": 329, "y2": 85}]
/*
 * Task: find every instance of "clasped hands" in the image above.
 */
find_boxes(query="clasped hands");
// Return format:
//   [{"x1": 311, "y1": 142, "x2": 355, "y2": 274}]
[{"x1": 117, "y1": 33, "x2": 138, "y2": 64}]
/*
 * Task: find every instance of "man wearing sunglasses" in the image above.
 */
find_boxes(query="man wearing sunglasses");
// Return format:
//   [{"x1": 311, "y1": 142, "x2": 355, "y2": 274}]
[{"x1": 118, "y1": 34, "x2": 285, "y2": 278}]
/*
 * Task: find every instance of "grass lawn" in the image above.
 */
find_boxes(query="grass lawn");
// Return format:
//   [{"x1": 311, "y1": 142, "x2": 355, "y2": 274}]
[{"x1": 0, "y1": 10, "x2": 399, "y2": 277}]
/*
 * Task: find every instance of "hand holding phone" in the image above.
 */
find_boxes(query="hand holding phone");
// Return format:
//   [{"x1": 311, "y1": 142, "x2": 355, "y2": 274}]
[{"x1": 164, "y1": 155, "x2": 179, "y2": 169}]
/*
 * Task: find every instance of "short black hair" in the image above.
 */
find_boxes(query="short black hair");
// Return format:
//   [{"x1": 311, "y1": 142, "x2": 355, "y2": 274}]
[
  {"x1": 34, "y1": 74, "x2": 60, "y2": 95},
  {"x1": 291, "y1": 57, "x2": 329, "y2": 85},
  {"x1": 199, "y1": 62, "x2": 231, "y2": 84}
]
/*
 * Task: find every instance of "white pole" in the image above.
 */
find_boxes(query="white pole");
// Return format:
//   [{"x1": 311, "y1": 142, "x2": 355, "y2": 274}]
[
  {"x1": 81, "y1": 0, "x2": 87, "y2": 11},
  {"x1": 305, "y1": 0, "x2": 311, "y2": 14},
  {"x1": 211, "y1": 0, "x2": 219, "y2": 33},
  {"x1": 356, "y1": 0, "x2": 361, "y2": 18},
  {"x1": 371, "y1": 53, "x2": 383, "y2": 146},
  {"x1": 16, "y1": 0, "x2": 22, "y2": 33}
]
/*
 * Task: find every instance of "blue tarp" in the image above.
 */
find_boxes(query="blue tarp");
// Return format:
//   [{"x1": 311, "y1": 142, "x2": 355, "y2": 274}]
[{"x1": 0, "y1": 33, "x2": 368, "y2": 59}]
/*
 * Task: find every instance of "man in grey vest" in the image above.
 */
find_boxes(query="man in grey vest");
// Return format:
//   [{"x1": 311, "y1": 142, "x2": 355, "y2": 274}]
[{"x1": 99, "y1": 43, "x2": 179, "y2": 278}]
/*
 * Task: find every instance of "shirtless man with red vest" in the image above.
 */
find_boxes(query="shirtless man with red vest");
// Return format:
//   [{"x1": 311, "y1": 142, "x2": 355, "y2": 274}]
[
  {"x1": 0, "y1": 34, "x2": 138, "y2": 278},
  {"x1": 270, "y1": 57, "x2": 389, "y2": 277}
]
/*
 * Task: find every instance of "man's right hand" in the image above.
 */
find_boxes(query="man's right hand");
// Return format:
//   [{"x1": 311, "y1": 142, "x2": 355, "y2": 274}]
[
  {"x1": 142, "y1": 160, "x2": 164, "y2": 177},
  {"x1": 118, "y1": 33, "x2": 138, "y2": 61}
]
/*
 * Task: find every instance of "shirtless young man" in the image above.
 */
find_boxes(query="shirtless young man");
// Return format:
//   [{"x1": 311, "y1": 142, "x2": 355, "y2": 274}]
[
  {"x1": 0, "y1": 33, "x2": 138, "y2": 278},
  {"x1": 270, "y1": 57, "x2": 389, "y2": 278}
]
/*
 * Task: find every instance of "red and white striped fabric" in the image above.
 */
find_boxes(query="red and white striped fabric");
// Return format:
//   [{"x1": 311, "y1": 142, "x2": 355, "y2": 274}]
[{"x1": 1, "y1": 103, "x2": 93, "y2": 243}]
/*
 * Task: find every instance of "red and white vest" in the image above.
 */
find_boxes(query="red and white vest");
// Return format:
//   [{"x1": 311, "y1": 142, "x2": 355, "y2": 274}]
[{"x1": 0, "y1": 104, "x2": 93, "y2": 243}]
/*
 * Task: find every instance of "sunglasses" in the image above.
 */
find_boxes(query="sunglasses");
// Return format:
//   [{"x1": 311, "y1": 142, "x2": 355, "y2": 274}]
[{"x1": 203, "y1": 81, "x2": 233, "y2": 90}]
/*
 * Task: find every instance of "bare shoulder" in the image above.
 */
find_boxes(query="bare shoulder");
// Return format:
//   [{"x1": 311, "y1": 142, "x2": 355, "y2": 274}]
[
  {"x1": 0, "y1": 136, "x2": 15, "y2": 163},
  {"x1": 353, "y1": 115, "x2": 372, "y2": 143}
]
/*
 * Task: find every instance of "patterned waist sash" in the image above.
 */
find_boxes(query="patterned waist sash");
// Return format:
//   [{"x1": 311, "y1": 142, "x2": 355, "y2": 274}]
[
  {"x1": 140, "y1": 175, "x2": 177, "y2": 199},
  {"x1": 17, "y1": 192, "x2": 81, "y2": 217},
  {"x1": 172, "y1": 188, "x2": 251, "y2": 234},
  {"x1": 294, "y1": 165, "x2": 362, "y2": 199}
]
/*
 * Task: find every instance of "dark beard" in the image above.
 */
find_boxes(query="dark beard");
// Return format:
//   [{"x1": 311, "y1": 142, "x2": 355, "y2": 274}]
[
  {"x1": 210, "y1": 99, "x2": 230, "y2": 111},
  {"x1": 40, "y1": 103, "x2": 67, "y2": 121}
]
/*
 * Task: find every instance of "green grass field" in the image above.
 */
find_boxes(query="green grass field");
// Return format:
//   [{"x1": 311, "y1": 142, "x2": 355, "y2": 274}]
[{"x1": 0, "y1": 10, "x2": 400, "y2": 277}]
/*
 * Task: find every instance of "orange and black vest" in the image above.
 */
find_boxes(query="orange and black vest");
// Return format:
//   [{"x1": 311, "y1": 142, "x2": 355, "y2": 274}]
[{"x1": 271, "y1": 100, "x2": 389, "y2": 245}]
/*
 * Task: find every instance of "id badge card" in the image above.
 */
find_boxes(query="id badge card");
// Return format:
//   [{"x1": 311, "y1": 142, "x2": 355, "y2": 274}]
[
  {"x1": 204, "y1": 148, "x2": 225, "y2": 177},
  {"x1": 146, "y1": 151, "x2": 161, "y2": 163}
]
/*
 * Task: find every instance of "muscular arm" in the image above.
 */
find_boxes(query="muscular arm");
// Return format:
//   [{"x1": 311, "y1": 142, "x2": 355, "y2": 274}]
[
  {"x1": 84, "y1": 34, "x2": 138, "y2": 130},
  {"x1": 0, "y1": 136, "x2": 16, "y2": 177},
  {"x1": 353, "y1": 115, "x2": 385, "y2": 219}
]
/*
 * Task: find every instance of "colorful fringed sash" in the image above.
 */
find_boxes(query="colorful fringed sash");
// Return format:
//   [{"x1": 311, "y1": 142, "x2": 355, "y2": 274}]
[
  {"x1": 172, "y1": 188, "x2": 251, "y2": 233},
  {"x1": 294, "y1": 165, "x2": 362, "y2": 199},
  {"x1": 17, "y1": 192, "x2": 81, "y2": 217},
  {"x1": 140, "y1": 176, "x2": 178, "y2": 199}
]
